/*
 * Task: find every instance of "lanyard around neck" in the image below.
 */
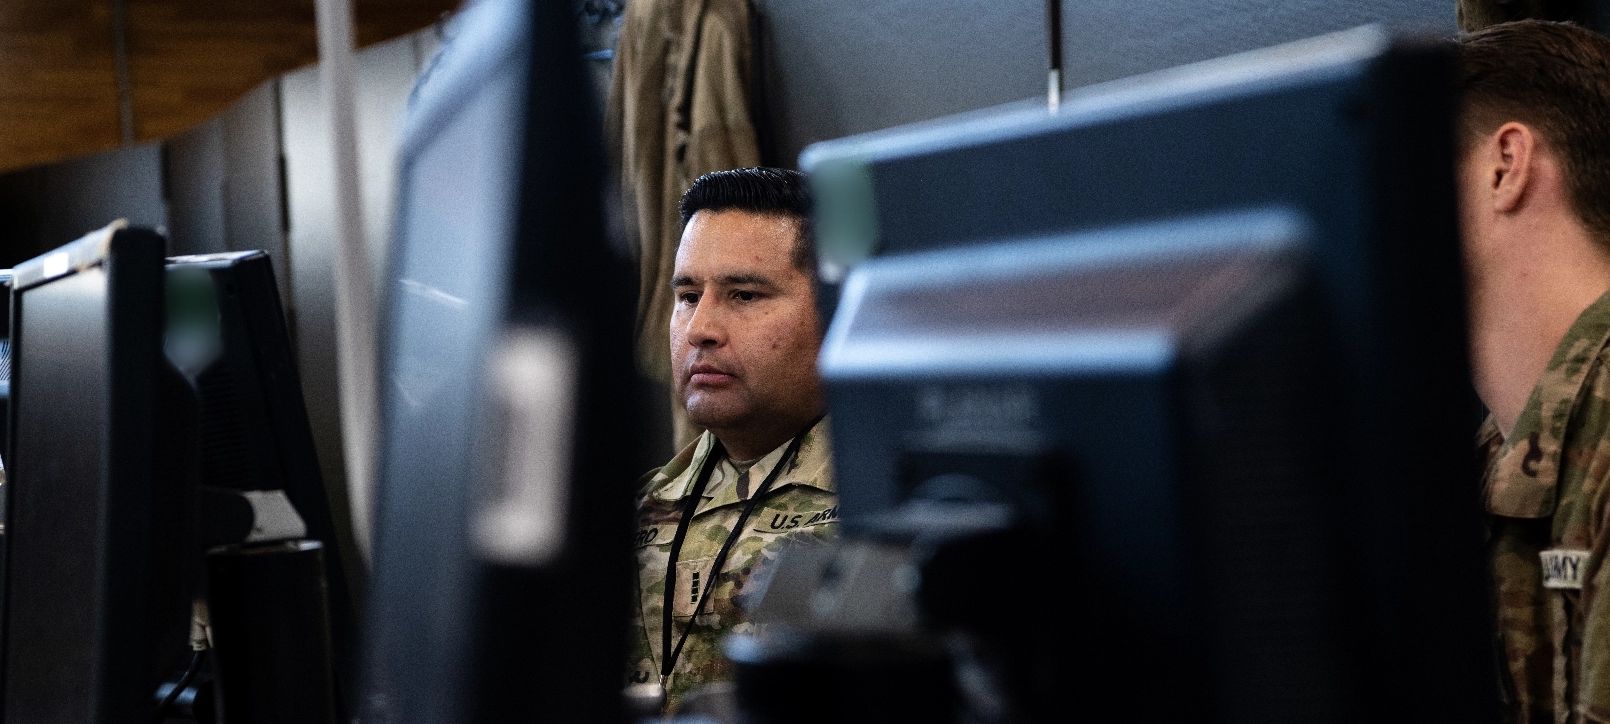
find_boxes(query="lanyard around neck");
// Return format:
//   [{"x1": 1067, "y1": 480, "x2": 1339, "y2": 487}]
[{"x1": 658, "y1": 420, "x2": 819, "y2": 683}]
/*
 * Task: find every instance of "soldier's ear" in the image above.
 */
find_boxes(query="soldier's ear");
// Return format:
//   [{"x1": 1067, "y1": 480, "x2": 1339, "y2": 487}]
[{"x1": 1489, "y1": 122, "x2": 1536, "y2": 215}]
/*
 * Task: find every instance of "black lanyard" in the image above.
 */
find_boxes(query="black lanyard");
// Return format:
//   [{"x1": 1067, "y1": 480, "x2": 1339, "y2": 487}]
[{"x1": 658, "y1": 419, "x2": 820, "y2": 684}]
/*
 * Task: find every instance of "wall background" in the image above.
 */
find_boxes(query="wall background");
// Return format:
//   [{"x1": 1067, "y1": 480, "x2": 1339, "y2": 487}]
[
  {"x1": 277, "y1": 29, "x2": 442, "y2": 544},
  {"x1": 755, "y1": 0, "x2": 1458, "y2": 166}
]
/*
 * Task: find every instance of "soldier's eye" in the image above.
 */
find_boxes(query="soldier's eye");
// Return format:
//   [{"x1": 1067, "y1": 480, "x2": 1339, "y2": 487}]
[
  {"x1": 734, "y1": 290, "x2": 757, "y2": 302},
  {"x1": 679, "y1": 292, "x2": 699, "y2": 305}
]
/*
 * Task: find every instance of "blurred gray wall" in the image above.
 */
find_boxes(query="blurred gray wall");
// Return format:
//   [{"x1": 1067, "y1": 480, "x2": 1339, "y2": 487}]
[
  {"x1": 0, "y1": 143, "x2": 168, "y2": 266},
  {"x1": 755, "y1": 0, "x2": 1459, "y2": 166},
  {"x1": 276, "y1": 28, "x2": 442, "y2": 547},
  {"x1": 165, "y1": 82, "x2": 288, "y2": 292}
]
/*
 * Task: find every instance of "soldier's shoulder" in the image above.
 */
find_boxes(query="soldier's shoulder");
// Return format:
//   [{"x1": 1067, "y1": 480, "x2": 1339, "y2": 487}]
[
  {"x1": 1592, "y1": 339, "x2": 1610, "y2": 372},
  {"x1": 1576, "y1": 345, "x2": 1610, "y2": 424},
  {"x1": 779, "y1": 417, "x2": 835, "y2": 494},
  {"x1": 636, "y1": 434, "x2": 707, "y2": 499},
  {"x1": 1558, "y1": 348, "x2": 1610, "y2": 497},
  {"x1": 634, "y1": 466, "x2": 666, "y2": 498}
]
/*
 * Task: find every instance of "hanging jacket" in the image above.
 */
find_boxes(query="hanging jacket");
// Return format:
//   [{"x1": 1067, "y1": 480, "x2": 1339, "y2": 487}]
[{"x1": 607, "y1": 0, "x2": 761, "y2": 448}]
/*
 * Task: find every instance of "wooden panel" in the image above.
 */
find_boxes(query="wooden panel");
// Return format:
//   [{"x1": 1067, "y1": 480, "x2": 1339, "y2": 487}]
[
  {"x1": 0, "y1": 1, "x2": 122, "y2": 172},
  {"x1": 0, "y1": 0, "x2": 458, "y2": 173},
  {"x1": 353, "y1": 0, "x2": 457, "y2": 47},
  {"x1": 127, "y1": 0, "x2": 320, "y2": 142}
]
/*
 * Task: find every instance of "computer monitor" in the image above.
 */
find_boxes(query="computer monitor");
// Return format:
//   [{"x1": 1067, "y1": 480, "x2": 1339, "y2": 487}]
[
  {"x1": 795, "y1": 27, "x2": 1491, "y2": 723},
  {"x1": 165, "y1": 250, "x2": 358, "y2": 719},
  {"x1": 1, "y1": 223, "x2": 199, "y2": 723},
  {"x1": 361, "y1": 0, "x2": 640, "y2": 721},
  {"x1": 0, "y1": 268, "x2": 14, "y2": 468}
]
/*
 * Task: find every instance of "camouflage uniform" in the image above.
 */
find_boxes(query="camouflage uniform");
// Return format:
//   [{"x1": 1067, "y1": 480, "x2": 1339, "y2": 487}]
[
  {"x1": 1480, "y1": 290, "x2": 1610, "y2": 723},
  {"x1": 626, "y1": 419, "x2": 838, "y2": 714}
]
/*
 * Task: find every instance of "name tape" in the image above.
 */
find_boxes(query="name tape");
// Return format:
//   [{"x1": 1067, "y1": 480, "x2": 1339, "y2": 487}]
[
  {"x1": 633, "y1": 526, "x2": 663, "y2": 548},
  {"x1": 1541, "y1": 549, "x2": 1591, "y2": 590}
]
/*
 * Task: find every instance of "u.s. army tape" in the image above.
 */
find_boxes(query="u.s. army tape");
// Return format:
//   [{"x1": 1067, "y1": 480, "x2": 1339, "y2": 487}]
[{"x1": 1541, "y1": 549, "x2": 1591, "y2": 590}]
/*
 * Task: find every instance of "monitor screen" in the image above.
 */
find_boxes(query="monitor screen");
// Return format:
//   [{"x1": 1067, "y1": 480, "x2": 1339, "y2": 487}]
[{"x1": 7, "y1": 265, "x2": 112, "y2": 721}]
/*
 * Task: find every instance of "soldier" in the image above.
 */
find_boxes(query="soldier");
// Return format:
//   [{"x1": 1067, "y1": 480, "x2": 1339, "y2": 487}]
[
  {"x1": 1461, "y1": 21, "x2": 1610, "y2": 723},
  {"x1": 624, "y1": 168, "x2": 836, "y2": 716}
]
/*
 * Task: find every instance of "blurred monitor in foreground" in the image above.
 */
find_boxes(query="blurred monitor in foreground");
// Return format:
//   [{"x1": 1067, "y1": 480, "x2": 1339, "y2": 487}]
[
  {"x1": 360, "y1": 0, "x2": 640, "y2": 722},
  {"x1": 733, "y1": 26, "x2": 1494, "y2": 724}
]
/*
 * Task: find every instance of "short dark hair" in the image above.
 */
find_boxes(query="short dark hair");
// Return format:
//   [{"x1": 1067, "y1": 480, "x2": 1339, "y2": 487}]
[
  {"x1": 679, "y1": 168, "x2": 815, "y2": 276},
  {"x1": 1459, "y1": 20, "x2": 1610, "y2": 244}
]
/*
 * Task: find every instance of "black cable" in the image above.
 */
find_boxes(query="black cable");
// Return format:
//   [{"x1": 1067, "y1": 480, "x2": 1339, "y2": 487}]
[
  {"x1": 151, "y1": 649, "x2": 205, "y2": 723},
  {"x1": 660, "y1": 440, "x2": 726, "y2": 681},
  {"x1": 659, "y1": 416, "x2": 824, "y2": 684},
  {"x1": 1047, "y1": 0, "x2": 1063, "y2": 76},
  {"x1": 1046, "y1": 0, "x2": 1064, "y2": 109}
]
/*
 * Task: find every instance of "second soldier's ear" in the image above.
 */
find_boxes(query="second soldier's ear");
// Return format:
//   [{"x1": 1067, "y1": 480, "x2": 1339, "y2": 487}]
[{"x1": 1489, "y1": 121, "x2": 1537, "y2": 215}]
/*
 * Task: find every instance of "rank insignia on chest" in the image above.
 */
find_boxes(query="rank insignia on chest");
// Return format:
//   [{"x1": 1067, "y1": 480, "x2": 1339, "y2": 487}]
[
  {"x1": 1541, "y1": 549, "x2": 1591, "y2": 590},
  {"x1": 673, "y1": 558, "x2": 714, "y2": 618}
]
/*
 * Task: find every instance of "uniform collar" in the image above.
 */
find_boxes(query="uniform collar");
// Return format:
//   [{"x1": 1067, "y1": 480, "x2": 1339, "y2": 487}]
[
  {"x1": 1485, "y1": 289, "x2": 1610, "y2": 518},
  {"x1": 652, "y1": 418, "x2": 834, "y2": 506}
]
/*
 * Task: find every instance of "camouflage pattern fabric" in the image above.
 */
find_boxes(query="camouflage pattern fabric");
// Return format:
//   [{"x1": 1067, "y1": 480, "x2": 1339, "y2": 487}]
[
  {"x1": 1480, "y1": 290, "x2": 1610, "y2": 724},
  {"x1": 626, "y1": 419, "x2": 837, "y2": 715}
]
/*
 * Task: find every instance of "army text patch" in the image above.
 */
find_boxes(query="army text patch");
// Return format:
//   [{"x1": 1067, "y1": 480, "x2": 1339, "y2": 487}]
[
  {"x1": 751, "y1": 505, "x2": 839, "y2": 534},
  {"x1": 1541, "y1": 549, "x2": 1590, "y2": 590}
]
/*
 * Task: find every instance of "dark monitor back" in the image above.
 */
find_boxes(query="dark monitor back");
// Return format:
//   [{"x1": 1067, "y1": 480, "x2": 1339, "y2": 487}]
[
  {"x1": 806, "y1": 27, "x2": 1489, "y2": 724},
  {"x1": 823, "y1": 212, "x2": 1348, "y2": 720},
  {"x1": 2, "y1": 225, "x2": 195, "y2": 723},
  {"x1": 165, "y1": 250, "x2": 360, "y2": 707}
]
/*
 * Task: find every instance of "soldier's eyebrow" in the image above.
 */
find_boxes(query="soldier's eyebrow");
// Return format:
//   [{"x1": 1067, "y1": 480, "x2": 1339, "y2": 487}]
[
  {"x1": 717, "y1": 273, "x2": 779, "y2": 290},
  {"x1": 669, "y1": 273, "x2": 781, "y2": 291}
]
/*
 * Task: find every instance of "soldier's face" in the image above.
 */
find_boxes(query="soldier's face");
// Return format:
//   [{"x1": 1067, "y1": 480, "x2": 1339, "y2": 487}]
[{"x1": 670, "y1": 210, "x2": 824, "y2": 438}]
